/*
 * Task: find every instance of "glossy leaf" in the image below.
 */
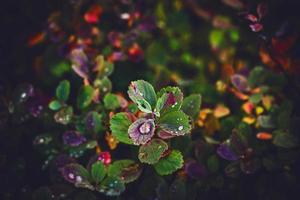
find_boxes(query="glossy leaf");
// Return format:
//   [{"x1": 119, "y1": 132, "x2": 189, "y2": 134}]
[{"x1": 158, "y1": 110, "x2": 191, "y2": 136}]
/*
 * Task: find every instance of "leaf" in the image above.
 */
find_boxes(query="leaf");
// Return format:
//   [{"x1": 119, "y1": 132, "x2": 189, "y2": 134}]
[
  {"x1": 257, "y1": 115, "x2": 275, "y2": 128},
  {"x1": 60, "y1": 163, "x2": 93, "y2": 190},
  {"x1": 145, "y1": 42, "x2": 168, "y2": 66},
  {"x1": 56, "y1": 80, "x2": 70, "y2": 101},
  {"x1": 91, "y1": 161, "x2": 106, "y2": 184},
  {"x1": 103, "y1": 93, "x2": 121, "y2": 110},
  {"x1": 85, "y1": 111, "x2": 102, "y2": 134},
  {"x1": 95, "y1": 57, "x2": 114, "y2": 78},
  {"x1": 138, "y1": 138, "x2": 168, "y2": 164},
  {"x1": 154, "y1": 150, "x2": 183, "y2": 176},
  {"x1": 128, "y1": 80, "x2": 157, "y2": 110},
  {"x1": 181, "y1": 94, "x2": 202, "y2": 119},
  {"x1": 54, "y1": 106, "x2": 73, "y2": 125},
  {"x1": 273, "y1": 130, "x2": 297, "y2": 148},
  {"x1": 248, "y1": 66, "x2": 266, "y2": 88},
  {"x1": 110, "y1": 112, "x2": 134, "y2": 144},
  {"x1": 94, "y1": 76, "x2": 112, "y2": 94},
  {"x1": 249, "y1": 93, "x2": 263, "y2": 104},
  {"x1": 98, "y1": 176, "x2": 125, "y2": 196},
  {"x1": 156, "y1": 86, "x2": 183, "y2": 114},
  {"x1": 77, "y1": 85, "x2": 94, "y2": 109},
  {"x1": 231, "y1": 74, "x2": 249, "y2": 92},
  {"x1": 48, "y1": 100, "x2": 62, "y2": 111},
  {"x1": 108, "y1": 160, "x2": 142, "y2": 183},
  {"x1": 128, "y1": 118, "x2": 155, "y2": 145},
  {"x1": 216, "y1": 142, "x2": 238, "y2": 161},
  {"x1": 158, "y1": 110, "x2": 191, "y2": 136},
  {"x1": 63, "y1": 131, "x2": 87, "y2": 147}
]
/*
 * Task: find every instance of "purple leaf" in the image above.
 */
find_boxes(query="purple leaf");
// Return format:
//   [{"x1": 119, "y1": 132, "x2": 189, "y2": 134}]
[
  {"x1": 249, "y1": 23, "x2": 263, "y2": 32},
  {"x1": 128, "y1": 118, "x2": 155, "y2": 145},
  {"x1": 69, "y1": 49, "x2": 89, "y2": 79},
  {"x1": 184, "y1": 160, "x2": 206, "y2": 179},
  {"x1": 230, "y1": 74, "x2": 250, "y2": 92},
  {"x1": 157, "y1": 130, "x2": 175, "y2": 139},
  {"x1": 217, "y1": 143, "x2": 238, "y2": 161},
  {"x1": 63, "y1": 131, "x2": 87, "y2": 147}
]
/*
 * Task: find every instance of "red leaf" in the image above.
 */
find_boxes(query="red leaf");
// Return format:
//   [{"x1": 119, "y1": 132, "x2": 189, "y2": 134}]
[
  {"x1": 249, "y1": 23, "x2": 263, "y2": 32},
  {"x1": 84, "y1": 5, "x2": 103, "y2": 24}
]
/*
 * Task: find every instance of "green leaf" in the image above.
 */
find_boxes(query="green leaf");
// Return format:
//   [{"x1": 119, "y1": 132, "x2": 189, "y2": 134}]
[
  {"x1": 85, "y1": 140, "x2": 98, "y2": 149},
  {"x1": 154, "y1": 150, "x2": 183, "y2": 175},
  {"x1": 209, "y1": 29, "x2": 224, "y2": 48},
  {"x1": 77, "y1": 85, "x2": 94, "y2": 109},
  {"x1": 85, "y1": 111, "x2": 102, "y2": 134},
  {"x1": 91, "y1": 161, "x2": 106, "y2": 184},
  {"x1": 128, "y1": 80, "x2": 157, "y2": 110},
  {"x1": 56, "y1": 80, "x2": 70, "y2": 101},
  {"x1": 110, "y1": 112, "x2": 134, "y2": 144},
  {"x1": 48, "y1": 100, "x2": 62, "y2": 111},
  {"x1": 108, "y1": 160, "x2": 141, "y2": 183},
  {"x1": 138, "y1": 139, "x2": 168, "y2": 164},
  {"x1": 98, "y1": 176, "x2": 125, "y2": 196},
  {"x1": 181, "y1": 94, "x2": 201, "y2": 119},
  {"x1": 145, "y1": 42, "x2": 168, "y2": 66},
  {"x1": 273, "y1": 130, "x2": 297, "y2": 148},
  {"x1": 158, "y1": 110, "x2": 191, "y2": 136},
  {"x1": 94, "y1": 76, "x2": 112, "y2": 94},
  {"x1": 103, "y1": 93, "x2": 121, "y2": 110},
  {"x1": 248, "y1": 66, "x2": 266, "y2": 88},
  {"x1": 95, "y1": 55, "x2": 114, "y2": 78},
  {"x1": 249, "y1": 93, "x2": 263, "y2": 104},
  {"x1": 157, "y1": 86, "x2": 183, "y2": 114}
]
